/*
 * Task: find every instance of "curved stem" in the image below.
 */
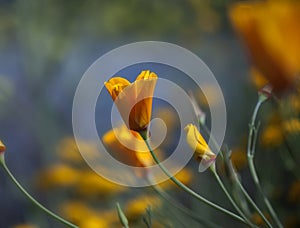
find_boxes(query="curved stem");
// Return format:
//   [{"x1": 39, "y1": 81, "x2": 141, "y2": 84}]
[
  {"x1": 212, "y1": 170, "x2": 254, "y2": 227},
  {"x1": 234, "y1": 173, "x2": 272, "y2": 228},
  {"x1": 224, "y1": 150, "x2": 272, "y2": 228},
  {"x1": 247, "y1": 99, "x2": 283, "y2": 228},
  {"x1": 148, "y1": 178, "x2": 221, "y2": 228},
  {"x1": 248, "y1": 159, "x2": 282, "y2": 228},
  {"x1": 0, "y1": 159, "x2": 78, "y2": 228},
  {"x1": 201, "y1": 124, "x2": 272, "y2": 227},
  {"x1": 140, "y1": 134, "x2": 248, "y2": 226},
  {"x1": 199, "y1": 119, "x2": 272, "y2": 228}
]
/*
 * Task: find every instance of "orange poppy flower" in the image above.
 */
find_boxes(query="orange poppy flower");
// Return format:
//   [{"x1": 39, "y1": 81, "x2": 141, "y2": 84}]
[
  {"x1": 102, "y1": 125, "x2": 153, "y2": 167},
  {"x1": 0, "y1": 140, "x2": 5, "y2": 153},
  {"x1": 184, "y1": 124, "x2": 216, "y2": 164},
  {"x1": 230, "y1": 1, "x2": 300, "y2": 92},
  {"x1": 105, "y1": 70, "x2": 157, "y2": 132}
]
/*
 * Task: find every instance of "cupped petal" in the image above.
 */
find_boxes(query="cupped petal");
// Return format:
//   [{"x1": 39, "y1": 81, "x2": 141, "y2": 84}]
[
  {"x1": 102, "y1": 125, "x2": 153, "y2": 167},
  {"x1": 105, "y1": 71, "x2": 158, "y2": 131},
  {"x1": 104, "y1": 77, "x2": 131, "y2": 101},
  {"x1": 184, "y1": 124, "x2": 216, "y2": 162},
  {"x1": 129, "y1": 72, "x2": 158, "y2": 131}
]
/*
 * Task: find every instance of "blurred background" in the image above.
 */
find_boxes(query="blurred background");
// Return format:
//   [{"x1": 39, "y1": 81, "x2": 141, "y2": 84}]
[{"x1": 0, "y1": 0, "x2": 299, "y2": 227}]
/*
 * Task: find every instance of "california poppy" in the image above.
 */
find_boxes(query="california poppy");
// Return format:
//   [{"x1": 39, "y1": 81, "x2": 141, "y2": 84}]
[
  {"x1": 105, "y1": 70, "x2": 157, "y2": 132},
  {"x1": 230, "y1": 1, "x2": 300, "y2": 92},
  {"x1": 184, "y1": 124, "x2": 216, "y2": 164},
  {"x1": 102, "y1": 125, "x2": 153, "y2": 167}
]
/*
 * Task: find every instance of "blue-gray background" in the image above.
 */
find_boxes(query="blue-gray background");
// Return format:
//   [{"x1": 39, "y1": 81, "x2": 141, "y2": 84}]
[{"x1": 0, "y1": 1, "x2": 258, "y2": 227}]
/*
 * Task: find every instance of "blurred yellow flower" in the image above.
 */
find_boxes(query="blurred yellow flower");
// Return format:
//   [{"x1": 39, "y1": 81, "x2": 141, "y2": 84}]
[
  {"x1": 159, "y1": 168, "x2": 193, "y2": 189},
  {"x1": 36, "y1": 164, "x2": 80, "y2": 189},
  {"x1": 0, "y1": 140, "x2": 5, "y2": 153},
  {"x1": 60, "y1": 200, "x2": 98, "y2": 223},
  {"x1": 105, "y1": 70, "x2": 157, "y2": 132},
  {"x1": 56, "y1": 137, "x2": 98, "y2": 164},
  {"x1": 230, "y1": 147, "x2": 248, "y2": 171},
  {"x1": 60, "y1": 201, "x2": 118, "y2": 227},
  {"x1": 283, "y1": 118, "x2": 300, "y2": 135},
  {"x1": 230, "y1": 1, "x2": 300, "y2": 92},
  {"x1": 78, "y1": 216, "x2": 112, "y2": 228},
  {"x1": 184, "y1": 124, "x2": 216, "y2": 164},
  {"x1": 102, "y1": 125, "x2": 154, "y2": 167},
  {"x1": 125, "y1": 195, "x2": 161, "y2": 221},
  {"x1": 261, "y1": 125, "x2": 283, "y2": 148},
  {"x1": 76, "y1": 170, "x2": 126, "y2": 197}
]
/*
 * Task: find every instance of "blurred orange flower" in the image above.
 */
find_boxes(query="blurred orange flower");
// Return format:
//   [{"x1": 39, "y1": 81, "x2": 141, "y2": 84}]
[
  {"x1": 105, "y1": 70, "x2": 157, "y2": 132},
  {"x1": 76, "y1": 170, "x2": 126, "y2": 197},
  {"x1": 184, "y1": 124, "x2": 216, "y2": 164},
  {"x1": 102, "y1": 125, "x2": 154, "y2": 167},
  {"x1": 230, "y1": 147, "x2": 248, "y2": 171},
  {"x1": 124, "y1": 195, "x2": 161, "y2": 221},
  {"x1": 261, "y1": 125, "x2": 283, "y2": 148},
  {"x1": 36, "y1": 164, "x2": 81, "y2": 189},
  {"x1": 159, "y1": 168, "x2": 193, "y2": 189},
  {"x1": 0, "y1": 140, "x2": 6, "y2": 153},
  {"x1": 230, "y1": 1, "x2": 300, "y2": 92}
]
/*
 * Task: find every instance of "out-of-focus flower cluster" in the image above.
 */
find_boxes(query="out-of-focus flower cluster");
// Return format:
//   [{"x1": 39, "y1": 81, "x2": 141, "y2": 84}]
[
  {"x1": 34, "y1": 117, "x2": 193, "y2": 227},
  {"x1": 229, "y1": 1, "x2": 300, "y2": 226},
  {"x1": 230, "y1": 0, "x2": 300, "y2": 93}
]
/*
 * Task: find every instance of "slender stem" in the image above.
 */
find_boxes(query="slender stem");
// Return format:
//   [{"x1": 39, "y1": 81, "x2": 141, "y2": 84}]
[
  {"x1": 247, "y1": 99, "x2": 283, "y2": 228},
  {"x1": 233, "y1": 171, "x2": 272, "y2": 228},
  {"x1": 116, "y1": 203, "x2": 129, "y2": 228},
  {"x1": 0, "y1": 159, "x2": 78, "y2": 228},
  {"x1": 140, "y1": 135, "x2": 248, "y2": 225},
  {"x1": 148, "y1": 179, "x2": 221, "y2": 228},
  {"x1": 247, "y1": 100, "x2": 262, "y2": 157},
  {"x1": 224, "y1": 155, "x2": 272, "y2": 228},
  {"x1": 212, "y1": 170, "x2": 254, "y2": 227},
  {"x1": 199, "y1": 122, "x2": 272, "y2": 227},
  {"x1": 248, "y1": 159, "x2": 282, "y2": 228}
]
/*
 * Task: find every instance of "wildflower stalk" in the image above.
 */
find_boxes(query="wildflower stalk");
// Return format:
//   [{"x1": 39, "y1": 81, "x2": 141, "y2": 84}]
[
  {"x1": 222, "y1": 150, "x2": 273, "y2": 228},
  {"x1": 0, "y1": 157, "x2": 78, "y2": 228},
  {"x1": 116, "y1": 203, "x2": 129, "y2": 228},
  {"x1": 199, "y1": 124, "x2": 272, "y2": 227},
  {"x1": 235, "y1": 176, "x2": 272, "y2": 228},
  {"x1": 210, "y1": 166, "x2": 254, "y2": 227},
  {"x1": 247, "y1": 98, "x2": 283, "y2": 228},
  {"x1": 148, "y1": 179, "x2": 221, "y2": 228},
  {"x1": 140, "y1": 132, "x2": 248, "y2": 225}
]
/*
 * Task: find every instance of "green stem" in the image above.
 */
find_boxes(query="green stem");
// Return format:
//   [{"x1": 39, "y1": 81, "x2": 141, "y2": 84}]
[
  {"x1": 140, "y1": 134, "x2": 248, "y2": 226},
  {"x1": 0, "y1": 159, "x2": 78, "y2": 228},
  {"x1": 234, "y1": 172, "x2": 272, "y2": 228},
  {"x1": 212, "y1": 169, "x2": 254, "y2": 227},
  {"x1": 247, "y1": 99, "x2": 283, "y2": 228},
  {"x1": 199, "y1": 120, "x2": 272, "y2": 228},
  {"x1": 116, "y1": 203, "x2": 129, "y2": 228},
  {"x1": 226, "y1": 155, "x2": 273, "y2": 227},
  {"x1": 148, "y1": 179, "x2": 221, "y2": 228}
]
